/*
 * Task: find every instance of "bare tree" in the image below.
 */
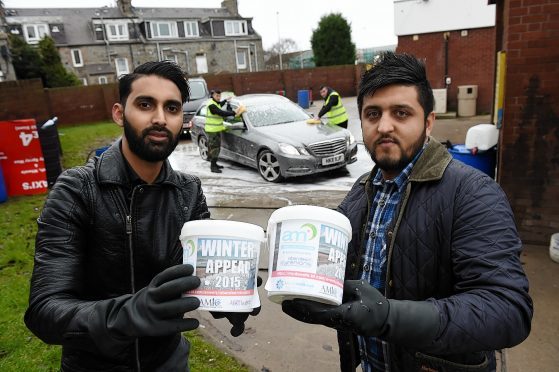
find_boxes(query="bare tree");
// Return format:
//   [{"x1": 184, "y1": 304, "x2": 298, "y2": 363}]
[{"x1": 268, "y1": 38, "x2": 298, "y2": 56}]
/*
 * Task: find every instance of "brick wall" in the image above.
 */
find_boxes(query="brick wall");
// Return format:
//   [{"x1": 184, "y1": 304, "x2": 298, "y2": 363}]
[
  {"x1": 0, "y1": 65, "x2": 362, "y2": 125},
  {"x1": 0, "y1": 79, "x2": 118, "y2": 126},
  {"x1": 203, "y1": 65, "x2": 359, "y2": 104},
  {"x1": 497, "y1": 0, "x2": 559, "y2": 245},
  {"x1": 397, "y1": 27, "x2": 496, "y2": 114},
  {"x1": 0, "y1": 79, "x2": 51, "y2": 124}
]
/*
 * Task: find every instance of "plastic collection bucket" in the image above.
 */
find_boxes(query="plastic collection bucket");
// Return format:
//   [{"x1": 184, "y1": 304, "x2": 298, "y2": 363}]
[
  {"x1": 265, "y1": 205, "x2": 352, "y2": 305},
  {"x1": 550, "y1": 233, "x2": 559, "y2": 264},
  {"x1": 180, "y1": 220, "x2": 264, "y2": 312}
]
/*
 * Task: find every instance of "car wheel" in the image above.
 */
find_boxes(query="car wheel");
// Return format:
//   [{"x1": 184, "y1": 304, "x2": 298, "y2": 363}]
[
  {"x1": 198, "y1": 135, "x2": 209, "y2": 161},
  {"x1": 257, "y1": 150, "x2": 283, "y2": 182}
]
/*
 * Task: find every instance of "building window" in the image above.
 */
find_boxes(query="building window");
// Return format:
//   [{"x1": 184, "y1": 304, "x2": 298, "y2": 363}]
[
  {"x1": 71, "y1": 49, "x2": 83, "y2": 67},
  {"x1": 163, "y1": 53, "x2": 178, "y2": 64},
  {"x1": 98, "y1": 76, "x2": 108, "y2": 84},
  {"x1": 225, "y1": 20, "x2": 247, "y2": 36},
  {"x1": 24, "y1": 24, "x2": 49, "y2": 44},
  {"x1": 106, "y1": 22, "x2": 128, "y2": 41},
  {"x1": 183, "y1": 21, "x2": 199, "y2": 37},
  {"x1": 115, "y1": 58, "x2": 129, "y2": 76},
  {"x1": 151, "y1": 21, "x2": 178, "y2": 38},
  {"x1": 236, "y1": 49, "x2": 247, "y2": 69}
]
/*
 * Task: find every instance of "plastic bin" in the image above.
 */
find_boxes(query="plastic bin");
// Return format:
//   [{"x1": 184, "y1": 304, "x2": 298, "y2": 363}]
[
  {"x1": 457, "y1": 85, "x2": 478, "y2": 117},
  {"x1": 38, "y1": 120, "x2": 63, "y2": 187},
  {"x1": 297, "y1": 89, "x2": 310, "y2": 109},
  {"x1": 448, "y1": 144, "x2": 496, "y2": 178},
  {"x1": 0, "y1": 162, "x2": 7, "y2": 203}
]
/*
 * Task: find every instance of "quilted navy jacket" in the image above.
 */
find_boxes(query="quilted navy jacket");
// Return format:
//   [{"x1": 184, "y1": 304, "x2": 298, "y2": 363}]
[
  {"x1": 336, "y1": 138, "x2": 533, "y2": 372},
  {"x1": 25, "y1": 141, "x2": 210, "y2": 371}
]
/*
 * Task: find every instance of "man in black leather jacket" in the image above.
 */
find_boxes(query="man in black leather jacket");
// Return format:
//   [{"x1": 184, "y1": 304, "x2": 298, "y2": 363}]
[
  {"x1": 282, "y1": 52, "x2": 533, "y2": 371},
  {"x1": 24, "y1": 61, "x2": 256, "y2": 371}
]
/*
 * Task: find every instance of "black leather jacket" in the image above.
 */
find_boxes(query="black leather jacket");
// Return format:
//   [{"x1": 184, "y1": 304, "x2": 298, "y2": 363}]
[
  {"x1": 337, "y1": 139, "x2": 532, "y2": 371},
  {"x1": 24, "y1": 141, "x2": 210, "y2": 371}
]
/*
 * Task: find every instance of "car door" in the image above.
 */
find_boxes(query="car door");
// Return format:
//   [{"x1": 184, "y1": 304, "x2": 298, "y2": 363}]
[{"x1": 220, "y1": 105, "x2": 258, "y2": 168}]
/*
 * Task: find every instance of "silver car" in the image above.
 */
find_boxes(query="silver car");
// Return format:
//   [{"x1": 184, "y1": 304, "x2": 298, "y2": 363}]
[
  {"x1": 190, "y1": 94, "x2": 357, "y2": 182},
  {"x1": 182, "y1": 77, "x2": 209, "y2": 137}
]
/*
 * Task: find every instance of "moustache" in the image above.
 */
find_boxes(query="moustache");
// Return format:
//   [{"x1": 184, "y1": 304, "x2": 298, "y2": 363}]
[
  {"x1": 375, "y1": 136, "x2": 399, "y2": 146},
  {"x1": 142, "y1": 125, "x2": 172, "y2": 137}
]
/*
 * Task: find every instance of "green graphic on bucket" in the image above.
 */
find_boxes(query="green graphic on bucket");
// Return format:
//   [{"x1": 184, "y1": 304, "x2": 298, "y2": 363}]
[{"x1": 266, "y1": 217, "x2": 350, "y2": 305}]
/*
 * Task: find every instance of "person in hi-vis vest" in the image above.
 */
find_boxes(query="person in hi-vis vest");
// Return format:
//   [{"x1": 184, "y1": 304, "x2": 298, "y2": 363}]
[
  {"x1": 317, "y1": 86, "x2": 349, "y2": 128},
  {"x1": 205, "y1": 90, "x2": 242, "y2": 173}
]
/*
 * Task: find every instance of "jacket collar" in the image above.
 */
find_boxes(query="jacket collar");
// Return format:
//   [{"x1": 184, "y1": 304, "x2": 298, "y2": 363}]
[
  {"x1": 359, "y1": 136, "x2": 452, "y2": 187},
  {"x1": 95, "y1": 139, "x2": 182, "y2": 187}
]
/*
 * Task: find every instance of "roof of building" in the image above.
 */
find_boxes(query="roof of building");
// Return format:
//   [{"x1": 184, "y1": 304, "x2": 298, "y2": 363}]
[{"x1": 5, "y1": 6, "x2": 248, "y2": 46}]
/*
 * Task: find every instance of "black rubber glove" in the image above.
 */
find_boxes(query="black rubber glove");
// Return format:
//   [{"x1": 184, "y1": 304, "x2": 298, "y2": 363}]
[
  {"x1": 210, "y1": 276, "x2": 262, "y2": 337},
  {"x1": 282, "y1": 279, "x2": 440, "y2": 346},
  {"x1": 103, "y1": 264, "x2": 201, "y2": 338}
]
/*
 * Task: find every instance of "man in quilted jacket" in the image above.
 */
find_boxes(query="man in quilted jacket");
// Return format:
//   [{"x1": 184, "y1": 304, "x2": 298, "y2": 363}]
[
  {"x1": 24, "y1": 61, "x2": 256, "y2": 371},
  {"x1": 282, "y1": 52, "x2": 533, "y2": 371}
]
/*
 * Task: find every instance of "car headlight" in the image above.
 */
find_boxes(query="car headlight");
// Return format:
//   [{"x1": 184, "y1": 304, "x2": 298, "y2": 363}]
[
  {"x1": 347, "y1": 133, "x2": 356, "y2": 145},
  {"x1": 278, "y1": 143, "x2": 301, "y2": 155},
  {"x1": 298, "y1": 147, "x2": 310, "y2": 155}
]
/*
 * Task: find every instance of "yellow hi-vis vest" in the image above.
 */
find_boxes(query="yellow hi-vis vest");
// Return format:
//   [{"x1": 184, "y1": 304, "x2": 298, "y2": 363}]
[
  {"x1": 325, "y1": 91, "x2": 349, "y2": 125},
  {"x1": 205, "y1": 99, "x2": 226, "y2": 133}
]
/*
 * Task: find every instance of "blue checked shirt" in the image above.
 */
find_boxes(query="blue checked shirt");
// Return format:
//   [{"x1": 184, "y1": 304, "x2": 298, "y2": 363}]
[{"x1": 358, "y1": 145, "x2": 425, "y2": 372}]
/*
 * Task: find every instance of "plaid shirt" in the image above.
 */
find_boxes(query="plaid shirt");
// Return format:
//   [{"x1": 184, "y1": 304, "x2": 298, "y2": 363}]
[{"x1": 358, "y1": 145, "x2": 425, "y2": 372}]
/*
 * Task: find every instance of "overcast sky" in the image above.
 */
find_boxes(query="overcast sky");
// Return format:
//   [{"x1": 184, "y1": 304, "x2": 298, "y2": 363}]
[{"x1": 4, "y1": 0, "x2": 398, "y2": 50}]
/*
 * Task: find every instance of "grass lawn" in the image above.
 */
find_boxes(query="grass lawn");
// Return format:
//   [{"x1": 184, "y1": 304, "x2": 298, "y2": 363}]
[{"x1": 0, "y1": 121, "x2": 249, "y2": 371}]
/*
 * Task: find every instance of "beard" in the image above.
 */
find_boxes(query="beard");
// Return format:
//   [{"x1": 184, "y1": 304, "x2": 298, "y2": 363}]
[
  {"x1": 123, "y1": 115, "x2": 180, "y2": 162},
  {"x1": 367, "y1": 130, "x2": 427, "y2": 174}
]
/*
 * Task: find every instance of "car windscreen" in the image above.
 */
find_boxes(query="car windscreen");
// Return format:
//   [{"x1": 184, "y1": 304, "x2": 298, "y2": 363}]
[
  {"x1": 189, "y1": 81, "x2": 207, "y2": 100},
  {"x1": 245, "y1": 102, "x2": 309, "y2": 127}
]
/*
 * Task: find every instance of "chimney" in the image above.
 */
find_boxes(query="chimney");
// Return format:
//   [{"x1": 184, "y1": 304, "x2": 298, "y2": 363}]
[
  {"x1": 117, "y1": 0, "x2": 134, "y2": 17},
  {"x1": 221, "y1": 0, "x2": 239, "y2": 16}
]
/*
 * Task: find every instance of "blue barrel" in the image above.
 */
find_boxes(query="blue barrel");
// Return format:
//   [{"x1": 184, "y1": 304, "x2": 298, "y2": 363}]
[
  {"x1": 297, "y1": 89, "x2": 310, "y2": 109},
  {"x1": 448, "y1": 144, "x2": 496, "y2": 178},
  {"x1": 0, "y1": 162, "x2": 7, "y2": 203}
]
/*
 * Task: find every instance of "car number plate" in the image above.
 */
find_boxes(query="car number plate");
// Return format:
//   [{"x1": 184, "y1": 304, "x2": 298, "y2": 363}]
[{"x1": 322, "y1": 153, "x2": 344, "y2": 166}]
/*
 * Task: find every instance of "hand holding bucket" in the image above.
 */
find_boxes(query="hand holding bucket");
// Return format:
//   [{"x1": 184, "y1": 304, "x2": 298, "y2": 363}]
[{"x1": 180, "y1": 220, "x2": 264, "y2": 313}]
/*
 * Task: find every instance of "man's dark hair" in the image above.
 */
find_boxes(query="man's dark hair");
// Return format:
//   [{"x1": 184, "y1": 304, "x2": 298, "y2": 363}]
[
  {"x1": 118, "y1": 61, "x2": 190, "y2": 105},
  {"x1": 358, "y1": 52, "x2": 434, "y2": 120}
]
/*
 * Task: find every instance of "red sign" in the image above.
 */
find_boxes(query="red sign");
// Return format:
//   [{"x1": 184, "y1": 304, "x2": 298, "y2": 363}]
[{"x1": 0, "y1": 119, "x2": 48, "y2": 196}]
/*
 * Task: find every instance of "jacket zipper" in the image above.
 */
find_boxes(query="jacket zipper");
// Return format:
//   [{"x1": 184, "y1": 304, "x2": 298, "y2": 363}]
[
  {"x1": 127, "y1": 186, "x2": 142, "y2": 372},
  {"x1": 125, "y1": 214, "x2": 141, "y2": 372}
]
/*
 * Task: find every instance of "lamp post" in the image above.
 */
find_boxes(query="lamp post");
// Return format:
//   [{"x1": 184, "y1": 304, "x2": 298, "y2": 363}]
[{"x1": 276, "y1": 11, "x2": 282, "y2": 70}]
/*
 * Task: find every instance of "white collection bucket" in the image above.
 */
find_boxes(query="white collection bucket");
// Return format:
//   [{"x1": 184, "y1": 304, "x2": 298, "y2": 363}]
[
  {"x1": 180, "y1": 220, "x2": 264, "y2": 312},
  {"x1": 550, "y1": 233, "x2": 559, "y2": 264},
  {"x1": 264, "y1": 205, "x2": 352, "y2": 305}
]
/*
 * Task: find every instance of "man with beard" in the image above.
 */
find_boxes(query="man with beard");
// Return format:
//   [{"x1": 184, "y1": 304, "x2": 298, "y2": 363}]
[
  {"x1": 25, "y1": 61, "x2": 256, "y2": 371},
  {"x1": 282, "y1": 52, "x2": 532, "y2": 372}
]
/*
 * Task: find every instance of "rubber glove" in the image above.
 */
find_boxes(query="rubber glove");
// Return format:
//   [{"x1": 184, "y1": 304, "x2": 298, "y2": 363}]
[
  {"x1": 282, "y1": 279, "x2": 440, "y2": 346},
  {"x1": 210, "y1": 276, "x2": 262, "y2": 337},
  {"x1": 103, "y1": 264, "x2": 201, "y2": 338}
]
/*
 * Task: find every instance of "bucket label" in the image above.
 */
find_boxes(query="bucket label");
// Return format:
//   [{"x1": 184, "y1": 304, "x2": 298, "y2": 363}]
[
  {"x1": 266, "y1": 219, "x2": 349, "y2": 304},
  {"x1": 182, "y1": 236, "x2": 261, "y2": 311}
]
